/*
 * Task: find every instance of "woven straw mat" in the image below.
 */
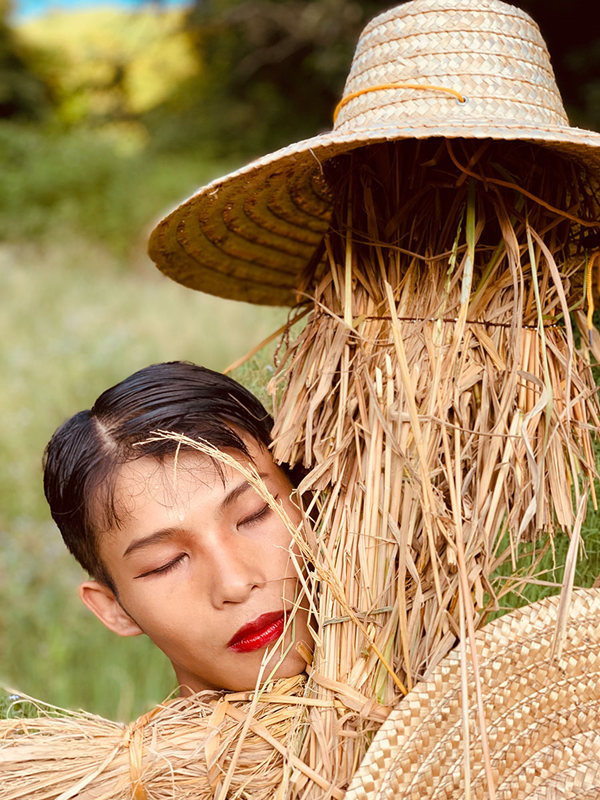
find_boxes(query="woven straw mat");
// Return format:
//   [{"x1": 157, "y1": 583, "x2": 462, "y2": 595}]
[{"x1": 344, "y1": 587, "x2": 600, "y2": 800}]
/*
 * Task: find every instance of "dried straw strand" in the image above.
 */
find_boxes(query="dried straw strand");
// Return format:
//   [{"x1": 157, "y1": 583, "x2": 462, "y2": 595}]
[{"x1": 268, "y1": 139, "x2": 600, "y2": 796}]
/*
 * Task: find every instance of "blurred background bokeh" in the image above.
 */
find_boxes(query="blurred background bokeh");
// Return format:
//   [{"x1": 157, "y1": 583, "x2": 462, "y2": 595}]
[{"x1": 1, "y1": 0, "x2": 599, "y2": 721}]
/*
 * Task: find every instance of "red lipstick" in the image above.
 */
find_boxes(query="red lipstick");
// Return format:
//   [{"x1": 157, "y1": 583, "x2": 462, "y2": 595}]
[{"x1": 228, "y1": 611, "x2": 285, "y2": 653}]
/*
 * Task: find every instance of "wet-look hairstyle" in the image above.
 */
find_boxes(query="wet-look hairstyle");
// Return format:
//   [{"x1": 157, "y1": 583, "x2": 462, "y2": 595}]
[{"x1": 43, "y1": 361, "x2": 274, "y2": 590}]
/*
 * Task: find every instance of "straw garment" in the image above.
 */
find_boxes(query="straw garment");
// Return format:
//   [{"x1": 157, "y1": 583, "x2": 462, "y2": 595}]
[
  {"x1": 148, "y1": 0, "x2": 600, "y2": 305},
  {"x1": 0, "y1": 675, "x2": 313, "y2": 800},
  {"x1": 345, "y1": 587, "x2": 600, "y2": 800},
  {"x1": 264, "y1": 135, "x2": 600, "y2": 796}
]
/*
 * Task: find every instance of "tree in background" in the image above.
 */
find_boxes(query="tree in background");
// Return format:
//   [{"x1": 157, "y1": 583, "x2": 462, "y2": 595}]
[
  {"x1": 519, "y1": 0, "x2": 600, "y2": 132},
  {"x1": 0, "y1": 0, "x2": 52, "y2": 119},
  {"x1": 146, "y1": 0, "x2": 390, "y2": 156}
]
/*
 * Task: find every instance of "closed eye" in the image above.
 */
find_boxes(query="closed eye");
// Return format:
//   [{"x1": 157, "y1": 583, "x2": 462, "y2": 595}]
[
  {"x1": 238, "y1": 497, "x2": 278, "y2": 528},
  {"x1": 134, "y1": 553, "x2": 187, "y2": 579}
]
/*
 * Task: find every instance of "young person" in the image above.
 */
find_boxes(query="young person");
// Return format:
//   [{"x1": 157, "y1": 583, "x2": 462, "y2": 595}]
[{"x1": 43, "y1": 361, "x2": 312, "y2": 695}]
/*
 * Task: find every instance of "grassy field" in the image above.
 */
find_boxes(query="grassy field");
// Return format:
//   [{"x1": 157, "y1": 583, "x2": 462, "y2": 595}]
[{"x1": 0, "y1": 122, "x2": 286, "y2": 720}]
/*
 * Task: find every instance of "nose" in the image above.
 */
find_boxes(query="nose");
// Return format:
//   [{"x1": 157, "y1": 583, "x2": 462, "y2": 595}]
[{"x1": 205, "y1": 531, "x2": 266, "y2": 608}]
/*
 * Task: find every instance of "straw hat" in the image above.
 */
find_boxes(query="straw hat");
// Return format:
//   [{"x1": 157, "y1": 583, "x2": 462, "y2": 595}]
[
  {"x1": 148, "y1": 0, "x2": 600, "y2": 306},
  {"x1": 344, "y1": 587, "x2": 600, "y2": 799}
]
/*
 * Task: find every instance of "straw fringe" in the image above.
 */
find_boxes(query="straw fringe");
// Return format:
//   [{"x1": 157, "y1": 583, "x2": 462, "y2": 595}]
[{"x1": 268, "y1": 138, "x2": 600, "y2": 796}]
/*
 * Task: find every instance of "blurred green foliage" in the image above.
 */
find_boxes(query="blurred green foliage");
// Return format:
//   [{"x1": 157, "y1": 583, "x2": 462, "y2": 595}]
[
  {"x1": 4, "y1": 0, "x2": 600, "y2": 156},
  {"x1": 165, "y1": 0, "x2": 390, "y2": 156},
  {"x1": 0, "y1": 0, "x2": 52, "y2": 118},
  {"x1": 0, "y1": 121, "x2": 238, "y2": 256},
  {"x1": 17, "y1": 6, "x2": 198, "y2": 126}
]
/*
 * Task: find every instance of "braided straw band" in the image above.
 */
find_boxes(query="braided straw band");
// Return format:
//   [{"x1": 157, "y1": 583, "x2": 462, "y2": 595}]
[
  {"x1": 345, "y1": 587, "x2": 600, "y2": 800},
  {"x1": 122, "y1": 706, "x2": 163, "y2": 800}
]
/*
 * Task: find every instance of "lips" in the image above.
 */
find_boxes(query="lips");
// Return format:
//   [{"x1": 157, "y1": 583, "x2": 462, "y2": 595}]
[{"x1": 228, "y1": 611, "x2": 286, "y2": 653}]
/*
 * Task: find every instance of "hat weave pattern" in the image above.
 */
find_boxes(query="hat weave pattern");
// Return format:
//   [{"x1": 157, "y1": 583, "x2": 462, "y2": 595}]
[
  {"x1": 335, "y1": 0, "x2": 568, "y2": 133},
  {"x1": 345, "y1": 588, "x2": 600, "y2": 800}
]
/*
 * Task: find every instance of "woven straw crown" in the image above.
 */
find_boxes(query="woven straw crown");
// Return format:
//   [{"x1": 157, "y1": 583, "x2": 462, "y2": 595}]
[{"x1": 148, "y1": 0, "x2": 600, "y2": 306}]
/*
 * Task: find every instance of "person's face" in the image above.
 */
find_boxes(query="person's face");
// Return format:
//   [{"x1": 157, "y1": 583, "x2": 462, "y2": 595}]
[{"x1": 79, "y1": 438, "x2": 311, "y2": 694}]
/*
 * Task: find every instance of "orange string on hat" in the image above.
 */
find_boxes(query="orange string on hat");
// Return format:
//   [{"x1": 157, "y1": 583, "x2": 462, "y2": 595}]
[{"x1": 333, "y1": 82, "x2": 467, "y2": 124}]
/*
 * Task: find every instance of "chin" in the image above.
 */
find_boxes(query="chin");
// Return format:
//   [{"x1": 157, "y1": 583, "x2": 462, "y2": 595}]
[
  {"x1": 234, "y1": 653, "x2": 309, "y2": 691},
  {"x1": 270, "y1": 651, "x2": 310, "y2": 682}
]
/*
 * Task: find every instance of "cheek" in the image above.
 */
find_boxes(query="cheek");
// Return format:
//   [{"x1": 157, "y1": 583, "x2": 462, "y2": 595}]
[
  {"x1": 263, "y1": 521, "x2": 297, "y2": 566},
  {"x1": 118, "y1": 579, "x2": 198, "y2": 629},
  {"x1": 131, "y1": 601, "x2": 214, "y2": 657}
]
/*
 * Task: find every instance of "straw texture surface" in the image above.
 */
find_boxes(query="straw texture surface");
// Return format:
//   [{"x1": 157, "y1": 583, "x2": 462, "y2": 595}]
[
  {"x1": 345, "y1": 587, "x2": 600, "y2": 800},
  {"x1": 267, "y1": 137, "x2": 600, "y2": 797},
  {"x1": 148, "y1": 0, "x2": 600, "y2": 305},
  {"x1": 0, "y1": 675, "x2": 308, "y2": 800}
]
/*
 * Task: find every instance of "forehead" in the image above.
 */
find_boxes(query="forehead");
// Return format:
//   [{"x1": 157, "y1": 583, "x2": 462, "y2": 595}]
[
  {"x1": 91, "y1": 453, "x2": 218, "y2": 536},
  {"x1": 116, "y1": 452, "x2": 226, "y2": 498},
  {"x1": 96, "y1": 438, "x2": 278, "y2": 536}
]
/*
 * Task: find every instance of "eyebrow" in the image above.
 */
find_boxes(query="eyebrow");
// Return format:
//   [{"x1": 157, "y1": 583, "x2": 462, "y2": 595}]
[
  {"x1": 123, "y1": 527, "x2": 179, "y2": 558},
  {"x1": 221, "y1": 479, "x2": 253, "y2": 508},
  {"x1": 121, "y1": 478, "x2": 259, "y2": 558}
]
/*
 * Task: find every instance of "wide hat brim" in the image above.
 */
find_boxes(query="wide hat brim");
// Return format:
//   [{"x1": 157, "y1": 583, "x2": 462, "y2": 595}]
[
  {"x1": 344, "y1": 587, "x2": 600, "y2": 799},
  {"x1": 148, "y1": 124, "x2": 600, "y2": 307},
  {"x1": 148, "y1": 0, "x2": 600, "y2": 306}
]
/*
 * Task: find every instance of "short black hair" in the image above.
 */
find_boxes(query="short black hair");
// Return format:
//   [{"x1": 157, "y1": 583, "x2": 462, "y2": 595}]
[{"x1": 43, "y1": 361, "x2": 274, "y2": 588}]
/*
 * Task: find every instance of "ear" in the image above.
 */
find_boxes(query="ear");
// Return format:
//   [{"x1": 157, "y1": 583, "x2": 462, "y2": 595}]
[{"x1": 79, "y1": 581, "x2": 143, "y2": 637}]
